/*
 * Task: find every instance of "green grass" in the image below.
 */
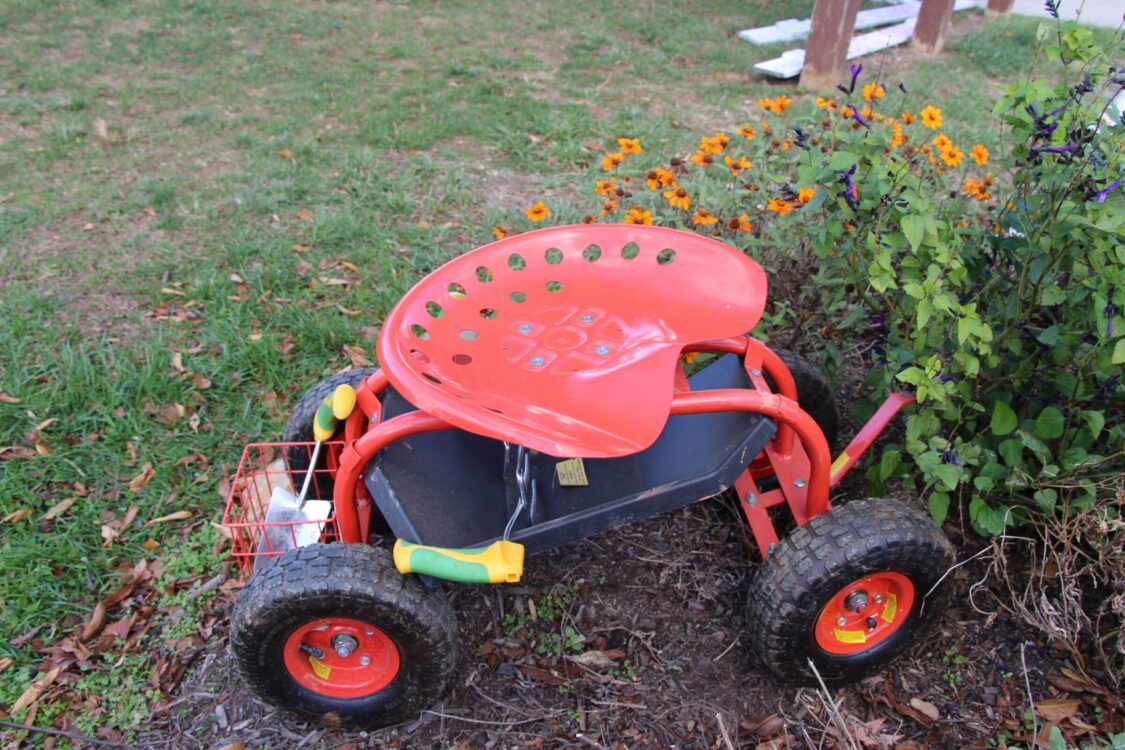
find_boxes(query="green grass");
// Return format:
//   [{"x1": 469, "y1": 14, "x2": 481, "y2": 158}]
[{"x1": 0, "y1": 0, "x2": 1075, "y2": 737}]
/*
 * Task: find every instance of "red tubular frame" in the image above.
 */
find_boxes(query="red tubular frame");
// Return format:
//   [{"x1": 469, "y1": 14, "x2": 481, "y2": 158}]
[{"x1": 329, "y1": 336, "x2": 911, "y2": 556}]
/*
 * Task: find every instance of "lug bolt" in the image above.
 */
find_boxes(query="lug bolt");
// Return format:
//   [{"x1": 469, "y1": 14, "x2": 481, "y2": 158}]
[
  {"x1": 836, "y1": 616, "x2": 847, "y2": 627},
  {"x1": 793, "y1": 479, "x2": 806, "y2": 488},
  {"x1": 746, "y1": 492, "x2": 758, "y2": 506},
  {"x1": 874, "y1": 594, "x2": 884, "y2": 604},
  {"x1": 866, "y1": 616, "x2": 878, "y2": 629},
  {"x1": 359, "y1": 655, "x2": 371, "y2": 666}
]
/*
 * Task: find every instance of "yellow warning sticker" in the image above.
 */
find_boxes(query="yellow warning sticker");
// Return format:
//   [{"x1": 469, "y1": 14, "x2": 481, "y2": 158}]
[
  {"x1": 881, "y1": 593, "x2": 898, "y2": 624},
  {"x1": 555, "y1": 458, "x2": 589, "y2": 486},
  {"x1": 310, "y1": 656, "x2": 331, "y2": 679},
  {"x1": 830, "y1": 452, "x2": 851, "y2": 477},
  {"x1": 834, "y1": 628, "x2": 867, "y2": 644}
]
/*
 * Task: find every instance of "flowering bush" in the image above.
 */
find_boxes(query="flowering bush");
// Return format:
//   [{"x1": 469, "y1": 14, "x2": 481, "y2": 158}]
[{"x1": 508, "y1": 19, "x2": 1123, "y2": 539}]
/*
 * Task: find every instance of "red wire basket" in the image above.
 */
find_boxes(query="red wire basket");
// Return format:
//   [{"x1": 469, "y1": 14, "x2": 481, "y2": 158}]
[{"x1": 221, "y1": 442, "x2": 343, "y2": 580}]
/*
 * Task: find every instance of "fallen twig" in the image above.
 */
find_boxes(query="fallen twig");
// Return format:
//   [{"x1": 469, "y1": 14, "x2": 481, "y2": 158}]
[{"x1": 0, "y1": 720, "x2": 128, "y2": 748}]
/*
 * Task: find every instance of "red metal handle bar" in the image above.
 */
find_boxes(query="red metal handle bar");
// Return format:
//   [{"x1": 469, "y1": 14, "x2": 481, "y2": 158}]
[{"x1": 670, "y1": 389, "x2": 832, "y2": 518}]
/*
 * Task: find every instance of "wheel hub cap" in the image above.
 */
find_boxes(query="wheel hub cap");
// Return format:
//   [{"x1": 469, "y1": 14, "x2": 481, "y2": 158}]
[{"x1": 283, "y1": 617, "x2": 400, "y2": 698}]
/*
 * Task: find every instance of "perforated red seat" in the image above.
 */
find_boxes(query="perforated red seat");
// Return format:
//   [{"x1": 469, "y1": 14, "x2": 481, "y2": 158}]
[{"x1": 377, "y1": 224, "x2": 767, "y2": 458}]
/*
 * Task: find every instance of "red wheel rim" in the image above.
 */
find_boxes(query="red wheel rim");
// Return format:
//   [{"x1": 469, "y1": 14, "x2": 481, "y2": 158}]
[
  {"x1": 283, "y1": 617, "x2": 400, "y2": 698},
  {"x1": 813, "y1": 572, "x2": 915, "y2": 655}
]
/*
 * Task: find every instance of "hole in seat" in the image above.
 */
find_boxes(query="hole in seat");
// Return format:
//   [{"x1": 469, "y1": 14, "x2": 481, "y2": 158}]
[
  {"x1": 621, "y1": 242, "x2": 639, "y2": 259},
  {"x1": 423, "y1": 373, "x2": 442, "y2": 384},
  {"x1": 480, "y1": 308, "x2": 498, "y2": 319},
  {"x1": 508, "y1": 253, "x2": 526, "y2": 271},
  {"x1": 476, "y1": 266, "x2": 494, "y2": 283},
  {"x1": 546, "y1": 280, "x2": 564, "y2": 293},
  {"x1": 410, "y1": 324, "x2": 430, "y2": 340},
  {"x1": 583, "y1": 244, "x2": 602, "y2": 262},
  {"x1": 460, "y1": 329, "x2": 479, "y2": 341},
  {"x1": 426, "y1": 301, "x2": 444, "y2": 318},
  {"x1": 657, "y1": 248, "x2": 676, "y2": 265},
  {"x1": 545, "y1": 248, "x2": 563, "y2": 265},
  {"x1": 452, "y1": 353, "x2": 472, "y2": 365},
  {"x1": 510, "y1": 291, "x2": 527, "y2": 303},
  {"x1": 447, "y1": 282, "x2": 467, "y2": 299}
]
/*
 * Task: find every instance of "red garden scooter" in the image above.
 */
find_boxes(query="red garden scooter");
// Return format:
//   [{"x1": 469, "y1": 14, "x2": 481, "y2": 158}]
[{"x1": 221, "y1": 224, "x2": 955, "y2": 728}]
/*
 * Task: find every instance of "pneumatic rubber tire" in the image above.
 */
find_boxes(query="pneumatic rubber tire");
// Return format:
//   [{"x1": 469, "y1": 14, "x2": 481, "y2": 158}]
[
  {"x1": 230, "y1": 543, "x2": 458, "y2": 729},
  {"x1": 282, "y1": 368, "x2": 378, "y2": 498},
  {"x1": 745, "y1": 497, "x2": 955, "y2": 686}
]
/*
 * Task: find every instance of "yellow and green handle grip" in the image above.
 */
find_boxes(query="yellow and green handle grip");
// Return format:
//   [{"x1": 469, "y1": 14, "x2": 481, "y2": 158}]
[
  {"x1": 313, "y1": 384, "x2": 358, "y2": 442},
  {"x1": 393, "y1": 539, "x2": 524, "y2": 584}
]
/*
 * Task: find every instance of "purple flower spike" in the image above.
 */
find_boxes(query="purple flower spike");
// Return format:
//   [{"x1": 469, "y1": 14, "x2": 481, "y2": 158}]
[
  {"x1": 1089, "y1": 178, "x2": 1122, "y2": 203},
  {"x1": 849, "y1": 64, "x2": 863, "y2": 93},
  {"x1": 1041, "y1": 144, "x2": 1079, "y2": 154}
]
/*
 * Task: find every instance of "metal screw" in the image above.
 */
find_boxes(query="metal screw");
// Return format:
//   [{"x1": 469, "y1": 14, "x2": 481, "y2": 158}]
[
  {"x1": 332, "y1": 634, "x2": 359, "y2": 658},
  {"x1": 518, "y1": 324, "x2": 532, "y2": 334},
  {"x1": 594, "y1": 345, "x2": 610, "y2": 356},
  {"x1": 745, "y1": 492, "x2": 758, "y2": 506},
  {"x1": 873, "y1": 594, "x2": 884, "y2": 604},
  {"x1": 530, "y1": 356, "x2": 545, "y2": 366},
  {"x1": 766, "y1": 543, "x2": 778, "y2": 557},
  {"x1": 750, "y1": 368, "x2": 763, "y2": 376},
  {"x1": 793, "y1": 479, "x2": 806, "y2": 488},
  {"x1": 359, "y1": 655, "x2": 371, "y2": 666},
  {"x1": 836, "y1": 616, "x2": 847, "y2": 627},
  {"x1": 580, "y1": 314, "x2": 594, "y2": 323},
  {"x1": 364, "y1": 629, "x2": 375, "y2": 636}
]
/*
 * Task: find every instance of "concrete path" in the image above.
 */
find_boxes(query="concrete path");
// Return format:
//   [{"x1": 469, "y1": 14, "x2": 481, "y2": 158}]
[{"x1": 1007, "y1": 0, "x2": 1123, "y2": 29}]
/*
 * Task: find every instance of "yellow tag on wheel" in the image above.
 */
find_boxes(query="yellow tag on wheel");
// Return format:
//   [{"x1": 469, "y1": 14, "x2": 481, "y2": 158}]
[
  {"x1": 309, "y1": 656, "x2": 332, "y2": 679},
  {"x1": 881, "y1": 593, "x2": 898, "y2": 623},
  {"x1": 555, "y1": 458, "x2": 588, "y2": 486},
  {"x1": 833, "y1": 628, "x2": 867, "y2": 644}
]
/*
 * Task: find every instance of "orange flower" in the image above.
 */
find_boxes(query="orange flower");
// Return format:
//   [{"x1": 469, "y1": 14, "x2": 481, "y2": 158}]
[
  {"x1": 796, "y1": 187, "x2": 815, "y2": 205},
  {"x1": 691, "y1": 208, "x2": 718, "y2": 225},
  {"x1": 728, "y1": 213, "x2": 753, "y2": 232},
  {"x1": 766, "y1": 198, "x2": 793, "y2": 216},
  {"x1": 724, "y1": 154, "x2": 752, "y2": 174},
  {"x1": 594, "y1": 178, "x2": 616, "y2": 196},
  {"x1": 602, "y1": 152, "x2": 624, "y2": 171},
  {"x1": 526, "y1": 201, "x2": 549, "y2": 222},
  {"x1": 689, "y1": 151, "x2": 715, "y2": 167},
  {"x1": 737, "y1": 123, "x2": 755, "y2": 140},
  {"x1": 816, "y1": 97, "x2": 836, "y2": 110},
  {"x1": 901, "y1": 111, "x2": 917, "y2": 125},
  {"x1": 890, "y1": 122, "x2": 907, "y2": 148},
  {"x1": 933, "y1": 133, "x2": 952, "y2": 152},
  {"x1": 493, "y1": 226, "x2": 508, "y2": 239},
  {"x1": 920, "y1": 105, "x2": 942, "y2": 130},
  {"x1": 860, "y1": 107, "x2": 875, "y2": 119},
  {"x1": 781, "y1": 139, "x2": 792, "y2": 151},
  {"x1": 758, "y1": 95, "x2": 792, "y2": 114},
  {"x1": 970, "y1": 144, "x2": 989, "y2": 166},
  {"x1": 760, "y1": 120, "x2": 773, "y2": 135},
  {"x1": 863, "y1": 83, "x2": 885, "y2": 102},
  {"x1": 617, "y1": 137, "x2": 643, "y2": 154},
  {"x1": 699, "y1": 133, "x2": 730, "y2": 154},
  {"x1": 940, "y1": 146, "x2": 963, "y2": 167},
  {"x1": 645, "y1": 167, "x2": 674, "y2": 191},
  {"x1": 623, "y1": 206, "x2": 653, "y2": 225},
  {"x1": 598, "y1": 199, "x2": 619, "y2": 216},
  {"x1": 663, "y1": 184, "x2": 691, "y2": 211}
]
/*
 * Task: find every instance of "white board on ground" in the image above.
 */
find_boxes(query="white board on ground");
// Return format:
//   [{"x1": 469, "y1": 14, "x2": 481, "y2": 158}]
[
  {"x1": 739, "y1": 0, "x2": 921, "y2": 45},
  {"x1": 752, "y1": 0, "x2": 976, "y2": 79}
]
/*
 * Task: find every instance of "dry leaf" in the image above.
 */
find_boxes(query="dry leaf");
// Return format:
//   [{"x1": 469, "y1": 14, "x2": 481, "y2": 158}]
[
  {"x1": 43, "y1": 497, "x2": 77, "y2": 521},
  {"x1": 190, "y1": 372, "x2": 211, "y2": 389},
  {"x1": 0, "y1": 657, "x2": 13, "y2": 672},
  {"x1": 171, "y1": 351, "x2": 184, "y2": 372},
  {"x1": 908, "y1": 698, "x2": 939, "y2": 723},
  {"x1": 94, "y1": 117, "x2": 110, "y2": 142},
  {"x1": 338, "y1": 260, "x2": 359, "y2": 273},
  {"x1": 0, "y1": 445, "x2": 37, "y2": 460},
  {"x1": 322, "y1": 277, "x2": 351, "y2": 286},
  {"x1": 3, "y1": 507, "x2": 32, "y2": 523},
  {"x1": 36, "y1": 418, "x2": 57, "y2": 431},
  {"x1": 146, "y1": 510, "x2": 192, "y2": 526},
  {"x1": 1036, "y1": 699, "x2": 1080, "y2": 722},
  {"x1": 275, "y1": 148, "x2": 292, "y2": 159},
  {"x1": 101, "y1": 524, "x2": 119, "y2": 545},
  {"x1": 122, "y1": 504, "x2": 139, "y2": 528},
  {"x1": 143, "y1": 538, "x2": 160, "y2": 551},
  {"x1": 129, "y1": 463, "x2": 155, "y2": 492},
  {"x1": 229, "y1": 272, "x2": 245, "y2": 284},
  {"x1": 214, "y1": 743, "x2": 245, "y2": 750},
  {"x1": 297, "y1": 209, "x2": 315, "y2": 221},
  {"x1": 0, "y1": 392, "x2": 21, "y2": 404},
  {"x1": 338, "y1": 305, "x2": 361, "y2": 317},
  {"x1": 34, "y1": 439, "x2": 52, "y2": 457},
  {"x1": 10, "y1": 665, "x2": 63, "y2": 714},
  {"x1": 81, "y1": 601, "x2": 107, "y2": 641},
  {"x1": 344, "y1": 344, "x2": 374, "y2": 368}
]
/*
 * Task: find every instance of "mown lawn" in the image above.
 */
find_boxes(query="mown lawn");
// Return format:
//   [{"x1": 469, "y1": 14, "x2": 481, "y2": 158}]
[{"x1": 0, "y1": 0, "x2": 1070, "y2": 740}]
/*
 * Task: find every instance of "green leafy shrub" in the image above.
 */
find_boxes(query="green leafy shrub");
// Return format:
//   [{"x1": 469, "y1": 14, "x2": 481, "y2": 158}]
[{"x1": 509, "y1": 19, "x2": 1123, "y2": 540}]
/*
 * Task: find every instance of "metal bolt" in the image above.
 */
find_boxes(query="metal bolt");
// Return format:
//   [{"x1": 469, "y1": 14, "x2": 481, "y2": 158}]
[
  {"x1": 332, "y1": 634, "x2": 359, "y2": 658},
  {"x1": 518, "y1": 324, "x2": 533, "y2": 334},
  {"x1": 866, "y1": 616, "x2": 878, "y2": 630},
  {"x1": 364, "y1": 629, "x2": 375, "y2": 636},
  {"x1": 766, "y1": 543, "x2": 778, "y2": 557},
  {"x1": 793, "y1": 479, "x2": 806, "y2": 488},
  {"x1": 359, "y1": 655, "x2": 371, "y2": 666},
  {"x1": 745, "y1": 492, "x2": 758, "y2": 506},
  {"x1": 873, "y1": 594, "x2": 884, "y2": 604},
  {"x1": 580, "y1": 314, "x2": 594, "y2": 323},
  {"x1": 836, "y1": 616, "x2": 847, "y2": 627},
  {"x1": 530, "y1": 356, "x2": 545, "y2": 366},
  {"x1": 750, "y1": 368, "x2": 763, "y2": 376},
  {"x1": 594, "y1": 345, "x2": 610, "y2": 356}
]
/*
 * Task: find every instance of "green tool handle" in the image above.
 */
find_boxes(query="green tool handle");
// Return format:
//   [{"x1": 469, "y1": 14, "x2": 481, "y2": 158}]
[{"x1": 312, "y1": 384, "x2": 357, "y2": 442}]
